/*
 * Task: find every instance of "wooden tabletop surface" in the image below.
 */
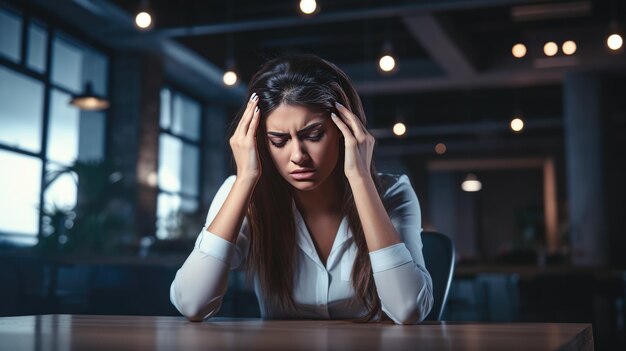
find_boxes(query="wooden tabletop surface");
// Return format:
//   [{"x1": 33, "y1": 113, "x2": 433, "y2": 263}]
[{"x1": 0, "y1": 314, "x2": 593, "y2": 351}]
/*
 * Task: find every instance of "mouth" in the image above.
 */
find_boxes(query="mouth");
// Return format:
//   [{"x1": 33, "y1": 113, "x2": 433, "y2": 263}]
[{"x1": 290, "y1": 169, "x2": 316, "y2": 180}]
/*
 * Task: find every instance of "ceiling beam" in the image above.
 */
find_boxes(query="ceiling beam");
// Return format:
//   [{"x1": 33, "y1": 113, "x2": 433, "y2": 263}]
[
  {"x1": 374, "y1": 136, "x2": 562, "y2": 156},
  {"x1": 368, "y1": 117, "x2": 562, "y2": 139},
  {"x1": 145, "y1": 0, "x2": 554, "y2": 38},
  {"x1": 402, "y1": 14, "x2": 478, "y2": 79},
  {"x1": 511, "y1": 0, "x2": 591, "y2": 22},
  {"x1": 354, "y1": 64, "x2": 565, "y2": 94},
  {"x1": 427, "y1": 157, "x2": 546, "y2": 171},
  {"x1": 351, "y1": 51, "x2": 626, "y2": 94}
]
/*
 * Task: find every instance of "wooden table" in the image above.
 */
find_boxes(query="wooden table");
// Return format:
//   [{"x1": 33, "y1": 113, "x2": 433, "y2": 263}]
[{"x1": 0, "y1": 315, "x2": 593, "y2": 351}]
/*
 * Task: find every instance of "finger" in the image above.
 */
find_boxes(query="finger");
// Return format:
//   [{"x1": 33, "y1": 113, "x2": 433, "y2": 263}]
[
  {"x1": 246, "y1": 105, "x2": 260, "y2": 137},
  {"x1": 237, "y1": 93, "x2": 259, "y2": 136},
  {"x1": 331, "y1": 113, "x2": 356, "y2": 143},
  {"x1": 334, "y1": 101, "x2": 366, "y2": 139}
]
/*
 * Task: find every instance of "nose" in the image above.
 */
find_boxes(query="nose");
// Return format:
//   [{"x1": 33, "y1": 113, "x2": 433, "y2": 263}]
[{"x1": 290, "y1": 138, "x2": 310, "y2": 164}]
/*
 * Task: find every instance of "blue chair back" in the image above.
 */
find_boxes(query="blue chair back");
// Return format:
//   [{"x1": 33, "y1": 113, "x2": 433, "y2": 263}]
[{"x1": 421, "y1": 231, "x2": 455, "y2": 321}]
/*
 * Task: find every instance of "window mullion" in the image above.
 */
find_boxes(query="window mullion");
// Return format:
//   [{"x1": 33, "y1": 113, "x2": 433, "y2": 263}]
[{"x1": 36, "y1": 24, "x2": 55, "y2": 241}]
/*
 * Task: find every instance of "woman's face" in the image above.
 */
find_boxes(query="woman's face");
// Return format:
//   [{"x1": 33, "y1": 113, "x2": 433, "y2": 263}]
[{"x1": 264, "y1": 103, "x2": 341, "y2": 191}]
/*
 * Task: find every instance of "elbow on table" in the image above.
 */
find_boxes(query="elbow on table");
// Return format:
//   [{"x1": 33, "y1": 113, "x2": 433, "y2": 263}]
[
  {"x1": 179, "y1": 301, "x2": 221, "y2": 322},
  {"x1": 391, "y1": 307, "x2": 426, "y2": 325},
  {"x1": 172, "y1": 289, "x2": 223, "y2": 322},
  {"x1": 389, "y1": 292, "x2": 434, "y2": 325}
]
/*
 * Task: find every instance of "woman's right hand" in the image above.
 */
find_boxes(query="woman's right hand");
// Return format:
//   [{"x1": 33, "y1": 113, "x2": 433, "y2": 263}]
[{"x1": 230, "y1": 92, "x2": 262, "y2": 182}]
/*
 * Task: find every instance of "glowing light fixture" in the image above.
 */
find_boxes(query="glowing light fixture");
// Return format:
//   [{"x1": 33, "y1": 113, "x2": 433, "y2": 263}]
[
  {"x1": 135, "y1": 12, "x2": 152, "y2": 29},
  {"x1": 461, "y1": 173, "x2": 482, "y2": 192},
  {"x1": 512, "y1": 43, "x2": 527, "y2": 58},
  {"x1": 223, "y1": 39, "x2": 238, "y2": 87},
  {"x1": 510, "y1": 117, "x2": 524, "y2": 132},
  {"x1": 543, "y1": 41, "x2": 558, "y2": 56},
  {"x1": 392, "y1": 122, "x2": 406, "y2": 136},
  {"x1": 70, "y1": 83, "x2": 109, "y2": 111},
  {"x1": 607, "y1": 33, "x2": 623, "y2": 51},
  {"x1": 135, "y1": 0, "x2": 153, "y2": 30},
  {"x1": 299, "y1": 0, "x2": 317, "y2": 15},
  {"x1": 562, "y1": 40, "x2": 577, "y2": 55},
  {"x1": 435, "y1": 143, "x2": 447, "y2": 155},
  {"x1": 223, "y1": 71, "x2": 237, "y2": 86},
  {"x1": 379, "y1": 55, "x2": 396, "y2": 72}
]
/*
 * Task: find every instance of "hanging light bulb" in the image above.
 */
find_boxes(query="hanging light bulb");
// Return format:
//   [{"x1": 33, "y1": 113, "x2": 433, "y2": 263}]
[
  {"x1": 606, "y1": 10, "x2": 623, "y2": 52},
  {"x1": 607, "y1": 33, "x2": 623, "y2": 51},
  {"x1": 562, "y1": 40, "x2": 577, "y2": 55},
  {"x1": 510, "y1": 117, "x2": 524, "y2": 132},
  {"x1": 378, "y1": 41, "x2": 396, "y2": 72},
  {"x1": 223, "y1": 71, "x2": 237, "y2": 86},
  {"x1": 135, "y1": 1, "x2": 153, "y2": 30},
  {"x1": 223, "y1": 39, "x2": 238, "y2": 86},
  {"x1": 135, "y1": 12, "x2": 152, "y2": 29},
  {"x1": 461, "y1": 173, "x2": 482, "y2": 192},
  {"x1": 435, "y1": 143, "x2": 447, "y2": 155},
  {"x1": 392, "y1": 122, "x2": 406, "y2": 136},
  {"x1": 512, "y1": 43, "x2": 527, "y2": 58},
  {"x1": 379, "y1": 55, "x2": 396, "y2": 72},
  {"x1": 543, "y1": 41, "x2": 558, "y2": 56},
  {"x1": 299, "y1": 0, "x2": 317, "y2": 15}
]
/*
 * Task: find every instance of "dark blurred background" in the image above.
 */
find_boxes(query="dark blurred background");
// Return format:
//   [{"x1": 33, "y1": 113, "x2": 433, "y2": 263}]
[{"x1": 0, "y1": 0, "x2": 625, "y2": 349}]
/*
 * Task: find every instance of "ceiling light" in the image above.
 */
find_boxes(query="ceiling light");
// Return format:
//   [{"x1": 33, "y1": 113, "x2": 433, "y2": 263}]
[
  {"x1": 435, "y1": 143, "x2": 447, "y2": 155},
  {"x1": 562, "y1": 40, "x2": 577, "y2": 55},
  {"x1": 135, "y1": 11, "x2": 152, "y2": 29},
  {"x1": 512, "y1": 43, "x2": 527, "y2": 58},
  {"x1": 511, "y1": 1, "x2": 591, "y2": 22},
  {"x1": 461, "y1": 173, "x2": 482, "y2": 192},
  {"x1": 392, "y1": 122, "x2": 406, "y2": 136},
  {"x1": 379, "y1": 55, "x2": 396, "y2": 72},
  {"x1": 299, "y1": 0, "x2": 317, "y2": 15},
  {"x1": 223, "y1": 71, "x2": 237, "y2": 86},
  {"x1": 69, "y1": 82, "x2": 109, "y2": 111},
  {"x1": 543, "y1": 41, "x2": 558, "y2": 56},
  {"x1": 510, "y1": 117, "x2": 524, "y2": 132},
  {"x1": 607, "y1": 33, "x2": 623, "y2": 51}
]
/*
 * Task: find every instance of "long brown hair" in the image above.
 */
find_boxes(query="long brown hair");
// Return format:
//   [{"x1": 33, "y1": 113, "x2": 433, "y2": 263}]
[{"x1": 228, "y1": 54, "x2": 391, "y2": 321}]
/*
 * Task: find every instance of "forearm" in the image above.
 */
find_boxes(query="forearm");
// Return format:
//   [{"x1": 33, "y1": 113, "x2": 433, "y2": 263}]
[
  {"x1": 207, "y1": 176, "x2": 257, "y2": 243},
  {"x1": 170, "y1": 249, "x2": 231, "y2": 321},
  {"x1": 348, "y1": 176, "x2": 401, "y2": 251},
  {"x1": 372, "y1": 259, "x2": 433, "y2": 324}
]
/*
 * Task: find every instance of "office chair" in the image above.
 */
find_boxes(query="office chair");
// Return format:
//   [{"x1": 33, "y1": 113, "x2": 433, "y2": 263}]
[{"x1": 421, "y1": 230, "x2": 455, "y2": 321}]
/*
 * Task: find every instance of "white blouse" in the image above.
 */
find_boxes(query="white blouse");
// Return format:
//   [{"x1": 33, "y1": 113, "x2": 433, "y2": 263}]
[{"x1": 170, "y1": 173, "x2": 433, "y2": 324}]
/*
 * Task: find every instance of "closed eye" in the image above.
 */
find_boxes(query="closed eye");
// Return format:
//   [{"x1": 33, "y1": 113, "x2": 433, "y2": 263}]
[{"x1": 270, "y1": 133, "x2": 324, "y2": 148}]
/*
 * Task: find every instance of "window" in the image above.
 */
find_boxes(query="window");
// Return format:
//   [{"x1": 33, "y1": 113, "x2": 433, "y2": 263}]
[
  {"x1": 0, "y1": 8, "x2": 21, "y2": 63},
  {"x1": 0, "y1": 5, "x2": 108, "y2": 245},
  {"x1": 156, "y1": 88, "x2": 202, "y2": 239}
]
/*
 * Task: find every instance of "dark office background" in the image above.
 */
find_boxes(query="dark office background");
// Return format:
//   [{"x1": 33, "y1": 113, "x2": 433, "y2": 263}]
[{"x1": 0, "y1": 0, "x2": 625, "y2": 350}]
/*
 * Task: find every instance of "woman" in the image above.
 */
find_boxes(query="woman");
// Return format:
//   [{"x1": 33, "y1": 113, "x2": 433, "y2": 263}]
[{"x1": 170, "y1": 54, "x2": 433, "y2": 324}]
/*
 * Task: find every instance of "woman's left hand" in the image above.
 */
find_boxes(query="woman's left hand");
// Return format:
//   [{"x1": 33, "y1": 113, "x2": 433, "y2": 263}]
[{"x1": 331, "y1": 101, "x2": 375, "y2": 181}]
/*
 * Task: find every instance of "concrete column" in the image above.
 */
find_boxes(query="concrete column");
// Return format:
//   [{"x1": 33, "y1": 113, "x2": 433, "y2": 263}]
[
  {"x1": 201, "y1": 104, "x2": 230, "y2": 214},
  {"x1": 135, "y1": 54, "x2": 162, "y2": 238},
  {"x1": 108, "y1": 51, "x2": 162, "y2": 239},
  {"x1": 107, "y1": 51, "x2": 142, "y2": 240},
  {"x1": 563, "y1": 71, "x2": 607, "y2": 266}
]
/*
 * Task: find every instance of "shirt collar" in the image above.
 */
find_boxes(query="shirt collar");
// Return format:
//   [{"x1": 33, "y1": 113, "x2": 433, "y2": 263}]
[{"x1": 292, "y1": 198, "x2": 352, "y2": 269}]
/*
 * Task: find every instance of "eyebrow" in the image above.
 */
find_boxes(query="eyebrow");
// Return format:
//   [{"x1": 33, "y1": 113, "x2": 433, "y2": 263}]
[{"x1": 266, "y1": 122, "x2": 324, "y2": 137}]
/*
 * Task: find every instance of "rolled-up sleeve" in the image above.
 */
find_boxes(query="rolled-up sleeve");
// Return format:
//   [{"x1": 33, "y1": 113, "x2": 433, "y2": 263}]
[
  {"x1": 369, "y1": 174, "x2": 434, "y2": 324},
  {"x1": 169, "y1": 175, "x2": 250, "y2": 321}
]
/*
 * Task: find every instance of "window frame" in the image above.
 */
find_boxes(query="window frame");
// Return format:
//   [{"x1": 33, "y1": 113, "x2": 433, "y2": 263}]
[
  {"x1": 156, "y1": 83, "x2": 205, "y2": 239},
  {"x1": 0, "y1": 2, "x2": 112, "y2": 244}
]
